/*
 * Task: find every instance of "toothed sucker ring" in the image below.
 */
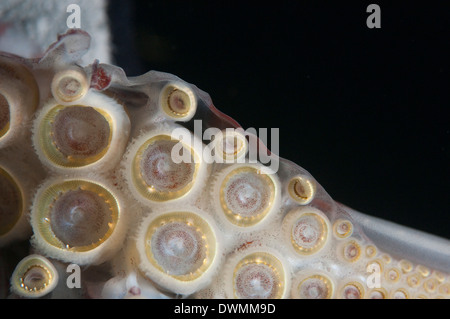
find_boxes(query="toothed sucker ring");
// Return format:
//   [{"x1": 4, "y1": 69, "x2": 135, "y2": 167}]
[{"x1": 0, "y1": 29, "x2": 449, "y2": 300}]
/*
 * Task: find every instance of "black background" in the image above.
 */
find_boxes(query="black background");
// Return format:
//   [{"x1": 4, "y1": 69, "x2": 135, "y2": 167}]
[{"x1": 108, "y1": 1, "x2": 449, "y2": 239}]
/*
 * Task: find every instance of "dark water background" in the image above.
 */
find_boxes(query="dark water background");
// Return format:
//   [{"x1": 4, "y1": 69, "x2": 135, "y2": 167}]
[{"x1": 108, "y1": 1, "x2": 450, "y2": 240}]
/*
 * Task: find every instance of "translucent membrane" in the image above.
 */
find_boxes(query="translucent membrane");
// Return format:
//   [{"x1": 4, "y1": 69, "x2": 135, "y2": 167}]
[
  {"x1": 283, "y1": 207, "x2": 330, "y2": 255},
  {"x1": 33, "y1": 179, "x2": 119, "y2": 252},
  {"x1": 131, "y1": 134, "x2": 198, "y2": 202},
  {"x1": 287, "y1": 175, "x2": 315, "y2": 205},
  {"x1": 38, "y1": 105, "x2": 112, "y2": 168},
  {"x1": 0, "y1": 93, "x2": 9, "y2": 138},
  {"x1": 0, "y1": 166, "x2": 23, "y2": 237},
  {"x1": 159, "y1": 82, "x2": 197, "y2": 121},
  {"x1": 51, "y1": 68, "x2": 89, "y2": 103},
  {"x1": 218, "y1": 166, "x2": 277, "y2": 227},
  {"x1": 230, "y1": 252, "x2": 286, "y2": 299},
  {"x1": 10, "y1": 255, "x2": 58, "y2": 298},
  {"x1": 291, "y1": 273, "x2": 334, "y2": 299},
  {"x1": 137, "y1": 211, "x2": 218, "y2": 294}
]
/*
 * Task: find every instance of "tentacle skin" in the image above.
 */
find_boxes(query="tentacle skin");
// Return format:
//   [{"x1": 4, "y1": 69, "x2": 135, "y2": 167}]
[{"x1": 0, "y1": 30, "x2": 449, "y2": 299}]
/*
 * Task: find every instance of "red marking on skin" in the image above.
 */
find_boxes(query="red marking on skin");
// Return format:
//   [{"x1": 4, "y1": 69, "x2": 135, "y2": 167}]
[
  {"x1": 237, "y1": 241, "x2": 254, "y2": 251},
  {"x1": 90, "y1": 63, "x2": 111, "y2": 90},
  {"x1": 0, "y1": 23, "x2": 11, "y2": 36},
  {"x1": 311, "y1": 198, "x2": 334, "y2": 214},
  {"x1": 128, "y1": 286, "x2": 141, "y2": 296},
  {"x1": 207, "y1": 102, "x2": 242, "y2": 129}
]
